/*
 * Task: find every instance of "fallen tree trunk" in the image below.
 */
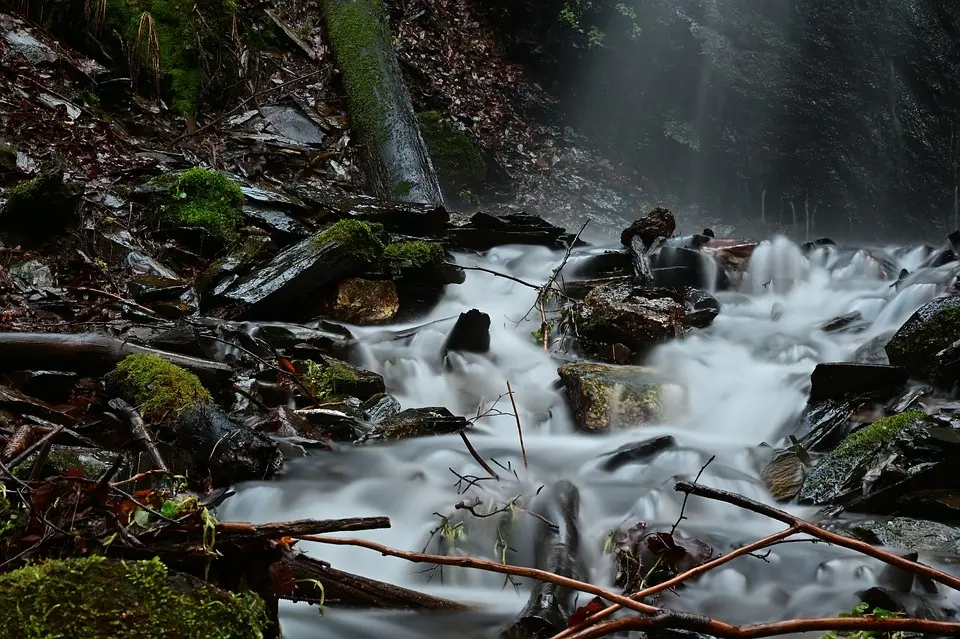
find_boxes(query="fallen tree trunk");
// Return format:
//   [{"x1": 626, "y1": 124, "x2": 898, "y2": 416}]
[
  {"x1": 0, "y1": 332, "x2": 232, "y2": 383},
  {"x1": 323, "y1": 0, "x2": 443, "y2": 205}
]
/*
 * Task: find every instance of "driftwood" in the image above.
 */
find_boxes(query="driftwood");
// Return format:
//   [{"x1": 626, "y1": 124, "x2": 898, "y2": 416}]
[
  {"x1": 323, "y1": 0, "x2": 443, "y2": 205},
  {"x1": 0, "y1": 332, "x2": 232, "y2": 383}
]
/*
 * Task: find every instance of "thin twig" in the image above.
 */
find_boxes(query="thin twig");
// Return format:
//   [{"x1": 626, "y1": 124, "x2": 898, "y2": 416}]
[
  {"x1": 459, "y1": 431, "x2": 499, "y2": 480},
  {"x1": 6, "y1": 425, "x2": 65, "y2": 470},
  {"x1": 296, "y1": 533, "x2": 659, "y2": 615},
  {"x1": 448, "y1": 263, "x2": 543, "y2": 291},
  {"x1": 675, "y1": 480, "x2": 960, "y2": 592},
  {"x1": 670, "y1": 455, "x2": 714, "y2": 536},
  {"x1": 505, "y1": 381, "x2": 527, "y2": 470},
  {"x1": 519, "y1": 219, "x2": 590, "y2": 325},
  {"x1": 71, "y1": 286, "x2": 160, "y2": 318},
  {"x1": 108, "y1": 398, "x2": 168, "y2": 472}
]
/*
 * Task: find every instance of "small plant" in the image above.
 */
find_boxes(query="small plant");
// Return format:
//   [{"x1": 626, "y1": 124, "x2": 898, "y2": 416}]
[
  {"x1": 821, "y1": 602, "x2": 904, "y2": 639},
  {"x1": 156, "y1": 167, "x2": 245, "y2": 240}
]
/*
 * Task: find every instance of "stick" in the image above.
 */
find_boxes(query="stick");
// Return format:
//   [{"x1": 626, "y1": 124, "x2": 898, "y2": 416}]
[
  {"x1": 459, "y1": 431, "x2": 499, "y2": 480},
  {"x1": 675, "y1": 481, "x2": 960, "y2": 592},
  {"x1": 108, "y1": 398, "x2": 168, "y2": 472},
  {"x1": 216, "y1": 516, "x2": 391, "y2": 540},
  {"x1": 450, "y1": 263, "x2": 544, "y2": 291},
  {"x1": 565, "y1": 610, "x2": 960, "y2": 639},
  {"x1": 552, "y1": 526, "x2": 798, "y2": 639},
  {"x1": 71, "y1": 286, "x2": 161, "y2": 318},
  {"x1": 6, "y1": 425, "x2": 65, "y2": 470},
  {"x1": 505, "y1": 381, "x2": 527, "y2": 470},
  {"x1": 296, "y1": 533, "x2": 660, "y2": 615},
  {"x1": 519, "y1": 219, "x2": 590, "y2": 325}
]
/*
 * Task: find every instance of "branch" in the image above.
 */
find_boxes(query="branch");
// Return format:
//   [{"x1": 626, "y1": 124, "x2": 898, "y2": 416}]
[
  {"x1": 553, "y1": 526, "x2": 799, "y2": 639},
  {"x1": 506, "y1": 380, "x2": 527, "y2": 470},
  {"x1": 566, "y1": 611, "x2": 960, "y2": 639},
  {"x1": 675, "y1": 480, "x2": 960, "y2": 592},
  {"x1": 108, "y1": 398, "x2": 168, "y2": 473},
  {"x1": 296, "y1": 533, "x2": 660, "y2": 615}
]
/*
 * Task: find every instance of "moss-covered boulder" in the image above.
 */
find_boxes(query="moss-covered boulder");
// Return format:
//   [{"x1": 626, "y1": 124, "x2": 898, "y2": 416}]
[
  {"x1": 219, "y1": 219, "x2": 386, "y2": 319},
  {"x1": 557, "y1": 362, "x2": 671, "y2": 432},
  {"x1": 147, "y1": 167, "x2": 245, "y2": 241},
  {"x1": 885, "y1": 296, "x2": 960, "y2": 383},
  {"x1": 840, "y1": 516, "x2": 960, "y2": 554},
  {"x1": 0, "y1": 556, "x2": 268, "y2": 638},
  {"x1": 798, "y1": 410, "x2": 928, "y2": 505},
  {"x1": 0, "y1": 168, "x2": 82, "y2": 239},
  {"x1": 300, "y1": 357, "x2": 385, "y2": 402},
  {"x1": 416, "y1": 111, "x2": 487, "y2": 193},
  {"x1": 108, "y1": 354, "x2": 282, "y2": 486},
  {"x1": 570, "y1": 283, "x2": 684, "y2": 361},
  {"x1": 366, "y1": 407, "x2": 468, "y2": 441},
  {"x1": 384, "y1": 240, "x2": 464, "y2": 284}
]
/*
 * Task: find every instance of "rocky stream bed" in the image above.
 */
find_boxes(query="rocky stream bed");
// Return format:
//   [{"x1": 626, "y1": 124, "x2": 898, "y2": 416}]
[{"x1": 5, "y1": 1, "x2": 960, "y2": 638}]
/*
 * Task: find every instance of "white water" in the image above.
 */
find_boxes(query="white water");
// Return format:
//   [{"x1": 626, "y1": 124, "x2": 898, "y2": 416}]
[{"x1": 219, "y1": 235, "x2": 960, "y2": 638}]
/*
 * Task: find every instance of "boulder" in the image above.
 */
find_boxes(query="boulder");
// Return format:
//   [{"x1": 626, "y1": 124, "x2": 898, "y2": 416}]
[
  {"x1": 298, "y1": 357, "x2": 386, "y2": 403},
  {"x1": 808, "y1": 363, "x2": 909, "y2": 402},
  {"x1": 444, "y1": 212, "x2": 579, "y2": 251},
  {"x1": 441, "y1": 309, "x2": 491, "y2": 358},
  {"x1": 886, "y1": 296, "x2": 960, "y2": 382},
  {"x1": 620, "y1": 207, "x2": 676, "y2": 249},
  {"x1": 569, "y1": 283, "x2": 684, "y2": 360},
  {"x1": 841, "y1": 517, "x2": 960, "y2": 554},
  {"x1": 760, "y1": 445, "x2": 811, "y2": 502},
  {"x1": 324, "y1": 278, "x2": 399, "y2": 325},
  {"x1": 557, "y1": 362, "x2": 668, "y2": 432}
]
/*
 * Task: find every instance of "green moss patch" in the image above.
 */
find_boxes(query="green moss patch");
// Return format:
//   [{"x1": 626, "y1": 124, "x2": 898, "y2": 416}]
[
  {"x1": 302, "y1": 359, "x2": 359, "y2": 402},
  {"x1": 416, "y1": 111, "x2": 487, "y2": 189},
  {"x1": 152, "y1": 167, "x2": 244, "y2": 239},
  {"x1": 833, "y1": 410, "x2": 926, "y2": 459},
  {"x1": 0, "y1": 556, "x2": 268, "y2": 639},
  {"x1": 312, "y1": 219, "x2": 386, "y2": 262},
  {"x1": 384, "y1": 240, "x2": 443, "y2": 271},
  {"x1": 109, "y1": 354, "x2": 211, "y2": 424},
  {"x1": 0, "y1": 145, "x2": 16, "y2": 171},
  {"x1": 106, "y1": 0, "x2": 239, "y2": 116}
]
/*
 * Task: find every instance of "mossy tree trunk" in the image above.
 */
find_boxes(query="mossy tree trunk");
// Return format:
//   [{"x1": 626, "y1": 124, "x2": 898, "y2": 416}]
[{"x1": 324, "y1": 0, "x2": 444, "y2": 205}]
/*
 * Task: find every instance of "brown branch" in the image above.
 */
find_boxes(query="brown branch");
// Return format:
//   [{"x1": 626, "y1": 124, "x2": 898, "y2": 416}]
[
  {"x1": 675, "y1": 480, "x2": 960, "y2": 592},
  {"x1": 216, "y1": 516, "x2": 391, "y2": 541},
  {"x1": 553, "y1": 526, "x2": 799, "y2": 639},
  {"x1": 459, "y1": 431, "x2": 499, "y2": 480},
  {"x1": 108, "y1": 398, "x2": 168, "y2": 473},
  {"x1": 506, "y1": 380, "x2": 527, "y2": 470},
  {"x1": 296, "y1": 533, "x2": 660, "y2": 615},
  {"x1": 567, "y1": 611, "x2": 960, "y2": 639},
  {"x1": 71, "y1": 286, "x2": 161, "y2": 318},
  {"x1": 6, "y1": 425, "x2": 65, "y2": 470}
]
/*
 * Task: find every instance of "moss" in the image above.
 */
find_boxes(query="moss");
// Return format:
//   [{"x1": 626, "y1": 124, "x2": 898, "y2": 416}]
[
  {"x1": 833, "y1": 410, "x2": 926, "y2": 458},
  {"x1": 311, "y1": 219, "x2": 386, "y2": 262},
  {"x1": 325, "y1": 0, "x2": 391, "y2": 146},
  {"x1": 302, "y1": 359, "x2": 360, "y2": 402},
  {"x1": 887, "y1": 304, "x2": 960, "y2": 369},
  {"x1": 105, "y1": 0, "x2": 238, "y2": 116},
  {"x1": 384, "y1": 240, "x2": 443, "y2": 269},
  {"x1": 153, "y1": 167, "x2": 244, "y2": 240},
  {"x1": 416, "y1": 111, "x2": 487, "y2": 189},
  {"x1": 0, "y1": 145, "x2": 16, "y2": 171},
  {"x1": 0, "y1": 556, "x2": 268, "y2": 639},
  {"x1": 109, "y1": 354, "x2": 211, "y2": 424}
]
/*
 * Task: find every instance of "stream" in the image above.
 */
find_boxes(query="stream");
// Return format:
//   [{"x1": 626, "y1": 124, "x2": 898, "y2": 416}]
[{"x1": 218, "y1": 233, "x2": 960, "y2": 638}]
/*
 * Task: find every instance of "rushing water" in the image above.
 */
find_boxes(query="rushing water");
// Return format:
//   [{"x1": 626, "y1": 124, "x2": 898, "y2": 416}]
[{"x1": 218, "y1": 234, "x2": 960, "y2": 638}]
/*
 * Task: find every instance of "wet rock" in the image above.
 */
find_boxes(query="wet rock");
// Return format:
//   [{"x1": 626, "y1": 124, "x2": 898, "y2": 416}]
[
  {"x1": 196, "y1": 236, "x2": 274, "y2": 301},
  {"x1": 241, "y1": 205, "x2": 312, "y2": 244},
  {"x1": 5, "y1": 370, "x2": 79, "y2": 404},
  {"x1": 561, "y1": 276, "x2": 632, "y2": 301},
  {"x1": 384, "y1": 240, "x2": 465, "y2": 286},
  {"x1": 297, "y1": 407, "x2": 369, "y2": 442},
  {"x1": 298, "y1": 357, "x2": 385, "y2": 402},
  {"x1": 886, "y1": 296, "x2": 960, "y2": 382},
  {"x1": 796, "y1": 396, "x2": 883, "y2": 453},
  {"x1": 9, "y1": 260, "x2": 57, "y2": 292},
  {"x1": 682, "y1": 287, "x2": 720, "y2": 328},
  {"x1": 444, "y1": 212, "x2": 578, "y2": 251},
  {"x1": 651, "y1": 245, "x2": 726, "y2": 291},
  {"x1": 854, "y1": 332, "x2": 893, "y2": 365},
  {"x1": 218, "y1": 219, "x2": 385, "y2": 319},
  {"x1": 760, "y1": 445, "x2": 812, "y2": 502},
  {"x1": 291, "y1": 190, "x2": 450, "y2": 235},
  {"x1": 842, "y1": 517, "x2": 960, "y2": 554},
  {"x1": 568, "y1": 251, "x2": 633, "y2": 279},
  {"x1": 570, "y1": 283, "x2": 684, "y2": 360},
  {"x1": 822, "y1": 311, "x2": 865, "y2": 333},
  {"x1": 441, "y1": 309, "x2": 491, "y2": 358},
  {"x1": 361, "y1": 394, "x2": 401, "y2": 423},
  {"x1": 809, "y1": 363, "x2": 909, "y2": 402},
  {"x1": 366, "y1": 407, "x2": 468, "y2": 441},
  {"x1": 0, "y1": 169, "x2": 81, "y2": 241},
  {"x1": 30, "y1": 445, "x2": 120, "y2": 479},
  {"x1": 258, "y1": 104, "x2": 327, "y2": 146},
  {"x1": 620, "y1": 207, "x2": 676, "y2": 249},
  {"x1": 1, "y1": 15, "x2": 57, "y2": 65},
  {"x1": 558, "y1": 362, "x2": 667, "y2": 432},
  {"x1": 798, "y1": 410, "x2": 929, "y2": 506},
  {"x1": 599, "y1": 435, "x2": 676, "y2": 471},
  {"x1": 324, "y1": 278, "x2": 399, "y2": 325}
]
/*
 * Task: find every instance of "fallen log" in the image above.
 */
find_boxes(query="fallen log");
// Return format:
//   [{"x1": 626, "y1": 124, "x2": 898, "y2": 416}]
[
  {"x1": 0, "y1": 332, "x2": 232, "y2": 384},
  {"x1": 282, "y1": 551, "x2": 471, "y2": 610},
  {"x1": 323, "y1": 0, "x2": 443, "y2": 205}
]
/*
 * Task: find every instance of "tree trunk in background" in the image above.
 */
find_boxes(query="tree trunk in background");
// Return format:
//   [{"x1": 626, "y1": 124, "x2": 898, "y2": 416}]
[{"x1": 323, "y1": 0, "x2": 444, "y2": 206}]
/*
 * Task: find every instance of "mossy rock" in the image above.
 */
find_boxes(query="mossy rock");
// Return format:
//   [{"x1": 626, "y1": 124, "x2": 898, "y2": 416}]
[
  {"x1": 798, "y1": 410, "x2": 928, "y2": 505},
  {"x1": 367, "y1": 406, "x2": 468, "y2": 441},
  {"x1": 416, "y1": 111, "x2": 487, "y2": 191},
  {"x1": 0, "y1": 169, "x2": 81, "y2": 237},
  {"x1": 383, "y1": 240, "x2": 465, "y2": 284},
  {"x1": 299, "y1": 357, "x2": 385, "y2": 402},
  {"x1": 104, "y1": 0, "x2": 239, "y2": 116},
  {"x1": 885, "y1": 296, "x2": 960, "y2": 382},
  {"x1": 0, "y1": 555, "x2": 268, "y2": 639},
  {"x1": 840, "y1": 516, "x2": 960, "y2": 554},
  {"x1": 557, "y1": 362, "x2": 672, "y2": 432},
  {"x1": 312, "y1": 218, "x2": 387, "y2": 262},
  {"x1": 108, "y1": 353, "x2": 211, "y2": 425},
  {"x1": 0, "y1": 145, "x2": 16, "y2": 171},
  {"x1": 148, "y1": 167, "x2": 245, "y2": 240}
]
